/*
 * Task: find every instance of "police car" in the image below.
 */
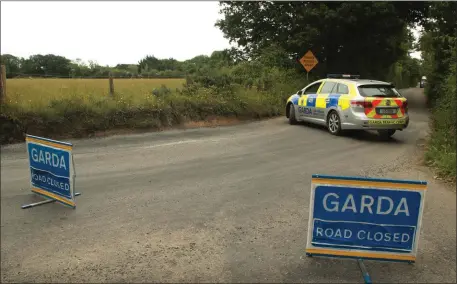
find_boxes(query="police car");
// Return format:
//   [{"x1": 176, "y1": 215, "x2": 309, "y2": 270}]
[{"x1": 286, "y1": 74, "x2": 409, "y2": 138}]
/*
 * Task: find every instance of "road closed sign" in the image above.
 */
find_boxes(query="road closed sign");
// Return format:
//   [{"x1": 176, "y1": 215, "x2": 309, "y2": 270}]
[
  {"x1": 306, "y1": 174, "x2": 427, "y2": 263},
  {"x1": 26, "y1": 134, "x2": 76, "y2": 208},
  {"x1": 299, "y1": 50, "x2": 318, "y2": 72}
]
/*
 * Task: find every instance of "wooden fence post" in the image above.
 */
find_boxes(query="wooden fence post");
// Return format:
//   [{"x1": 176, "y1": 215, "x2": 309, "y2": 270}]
[
  {"x1": 109, "y1": 72, "x2": 114, "y2": 97},
  {"x1": 0, "y1": 65, "x2": 6, "y2": 104}
]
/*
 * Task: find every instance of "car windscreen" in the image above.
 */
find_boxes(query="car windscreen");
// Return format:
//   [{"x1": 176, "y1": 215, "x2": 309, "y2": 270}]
[{"x1": 357, "y1": 85, "x2": 401, "y2": 98}]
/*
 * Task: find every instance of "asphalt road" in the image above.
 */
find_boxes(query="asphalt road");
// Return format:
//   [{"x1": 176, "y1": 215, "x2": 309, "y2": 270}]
[{"x1": 1, "y1": 88, "x2": 455, "y2": 283}]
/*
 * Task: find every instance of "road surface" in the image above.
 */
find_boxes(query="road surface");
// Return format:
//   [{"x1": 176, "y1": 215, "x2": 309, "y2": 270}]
[{"x1": 1, "y1": 88, "x2": 455, "y2": 283}]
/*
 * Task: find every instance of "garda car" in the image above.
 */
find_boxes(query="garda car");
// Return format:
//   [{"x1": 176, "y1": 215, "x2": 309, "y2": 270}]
[{"x1": 286, "y1": 74, "x2": 409, "y2": 138}]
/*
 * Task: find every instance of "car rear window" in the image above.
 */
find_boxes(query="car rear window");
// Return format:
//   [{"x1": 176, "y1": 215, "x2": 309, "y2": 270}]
[{"x1": 358, "y1": 85, "x2": 401, "y2": 98}]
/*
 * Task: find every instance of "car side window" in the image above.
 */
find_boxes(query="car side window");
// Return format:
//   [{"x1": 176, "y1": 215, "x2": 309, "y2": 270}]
[
  {"x1": 319, "y1": 82, "x2": 337, "y2": 94},
  {"x1": 336, "y1": 83, "x2": 349, "y2": 94},
  {"x1": 304, "y1": 82, "x2": 322, "y2": 94}
]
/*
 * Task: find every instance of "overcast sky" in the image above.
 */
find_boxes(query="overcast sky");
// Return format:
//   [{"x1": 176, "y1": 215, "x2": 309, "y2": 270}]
[{"x1": 1, "y1": 1, "x2": 421, "y2": 66}]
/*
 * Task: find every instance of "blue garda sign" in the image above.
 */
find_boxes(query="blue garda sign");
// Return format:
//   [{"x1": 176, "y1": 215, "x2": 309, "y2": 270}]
[
  {"x1": 26, "y1": 134, "x2": 76, "y2": 208},
  {"x1": 306, "y1": 174, "x2": 427, "y2": 263}
]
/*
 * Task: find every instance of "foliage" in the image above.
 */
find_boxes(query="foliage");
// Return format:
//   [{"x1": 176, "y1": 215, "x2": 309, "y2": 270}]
[
  {"x1": 0, "y1": 49, "x2": 239, "y2": 79},
  {"x1": 386, "y1": 56, "x2": 422, "y2": 89},
  {"x1": 420, "y1": 1, "x2": 457, "y2": 181},
  {"x1": 0, "y1": 47, "x2": 307, "y2": 144},
  {"x1": 0, "y1": 54, "x2": 22, "y2": 75},
  {"x1": 216, "y1": 1, "x2": 428, "y2": 79}
]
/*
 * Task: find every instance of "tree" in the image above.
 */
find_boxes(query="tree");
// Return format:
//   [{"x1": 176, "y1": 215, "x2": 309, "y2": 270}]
[
  {"x1": 209, "y1": 50, "x2": 232, "y2": 68},
  {"x1": 0, "y1": 54, "x2": 23, "y2": 78},
  {"x1": 138, "y1": 55, "x2": 161, "y2": 73},
  {"x1": 216, "y1": 1, "x2": 428, "y2": 79},
  {"x1": 138, "y1": 55, "x2": 181, "y2": 73},
  {"x1": 21, "y1": 54, "x2": 72, "y2": 77},
  {"x1": 419, "y1": 1, "x2": 457, "y2": 106},
  {"x1": 418, "y1": 1, "x2": 456, "y2": 178}
]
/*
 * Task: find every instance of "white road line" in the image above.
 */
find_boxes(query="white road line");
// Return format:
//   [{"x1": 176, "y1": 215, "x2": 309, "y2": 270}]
[{"x1": 140, "y1": 137, "x2": 233, "y2": 149}]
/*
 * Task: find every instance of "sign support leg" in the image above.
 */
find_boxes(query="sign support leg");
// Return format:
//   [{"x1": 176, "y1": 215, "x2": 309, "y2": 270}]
[
  {"x1": 21, "y1": 192, "x2": 81, "y2": 209},
  {"x1": 357, "y1": 259, "x2": 372, "y2": 284}
]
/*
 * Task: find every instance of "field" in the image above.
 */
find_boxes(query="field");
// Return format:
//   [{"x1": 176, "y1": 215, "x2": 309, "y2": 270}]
[
  {"x1": 5, "y1": 78, "x2": 186, "y2": 110},
  {"x1": 0, "y1": 76, "x2": 291, "y2": 144}
]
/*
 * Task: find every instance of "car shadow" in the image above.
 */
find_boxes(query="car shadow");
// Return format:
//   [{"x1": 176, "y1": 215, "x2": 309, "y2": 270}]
[
  {"x1": 298, "y1": 121, "x2": 404, "y2": 144},
  {"x1": 344, "y1": 130, "x2": 404, "y2": 144}
]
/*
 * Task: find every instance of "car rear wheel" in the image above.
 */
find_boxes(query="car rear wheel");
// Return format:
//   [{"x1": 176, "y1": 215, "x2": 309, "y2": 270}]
[
  {"x1": 377, "y1": 129, "x2": 396, "y2": 139},
  {"x1": 327, "y1": 111, "x2": 342, "y2": 136},
  {"x1": 288, "y1": 104, "x2": 298, "y2": 125}
]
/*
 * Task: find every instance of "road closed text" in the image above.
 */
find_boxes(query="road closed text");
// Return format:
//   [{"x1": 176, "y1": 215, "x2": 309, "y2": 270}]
[
  {"x1": 313, "y1": 220, "x2": 413, "y2": 246},
  {"x1": 31, "y1": 172, "x2": 70, "y2": 192},
  {"x1": 311, "y1": 219, "x2": 415, "y2": 251}
]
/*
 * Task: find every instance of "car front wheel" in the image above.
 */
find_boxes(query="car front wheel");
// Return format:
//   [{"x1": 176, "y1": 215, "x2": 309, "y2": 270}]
[{"x1": 288, "y1": 104, "x2": 298, "y2": 125}]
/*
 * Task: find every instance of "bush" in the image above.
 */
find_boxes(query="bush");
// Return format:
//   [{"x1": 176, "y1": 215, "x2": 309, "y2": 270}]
[
  {"x1": 421, "y1": 6, "x2": 457, "y2": 181},
  {"x1": 424, "y1": 47, "x2": 456, "y2": 180},
  {"x1": 0, "y1": 59, "x2": 307, "y2": 145},
  {"x1": 152, "y1": 84, "x2": 172, "y2": 97}
]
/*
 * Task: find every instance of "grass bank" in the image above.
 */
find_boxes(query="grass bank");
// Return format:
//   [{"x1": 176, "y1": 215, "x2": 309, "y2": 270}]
[
  {"x1": 0, "y1": 68, "x2": 304, "y2": 145},
  {"x1": 423, "y1": 50, "x2": 456, "y2": 182},
  {"x1": 424, "y1": 71, "x2": 456, "y2": 182}
]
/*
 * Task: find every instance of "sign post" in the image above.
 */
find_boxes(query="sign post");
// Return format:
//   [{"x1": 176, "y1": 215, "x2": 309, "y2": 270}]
[
  {"x1": 22, "y1": 134, "x2": 80, "y2": 209},
  {"x1": 306, "y1": 174, "x2": 427, "y2": 283},
  {"x1": 299, "y1": 50, "x2": 319, "y2": 81}
]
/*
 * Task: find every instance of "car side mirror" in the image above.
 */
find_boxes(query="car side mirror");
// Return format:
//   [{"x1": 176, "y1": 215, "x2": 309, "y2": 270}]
[{"x1": 298, "y1": 90, "x2": 304, "y2": 96}]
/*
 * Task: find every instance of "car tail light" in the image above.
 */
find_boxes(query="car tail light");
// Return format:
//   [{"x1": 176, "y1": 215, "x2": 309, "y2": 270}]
[
  {"x1": 351, "y1": 100, "x2": 372, "y2": 108},
  {"x1": 403, "y1": 100, "x2": 408, "y2": 112}
]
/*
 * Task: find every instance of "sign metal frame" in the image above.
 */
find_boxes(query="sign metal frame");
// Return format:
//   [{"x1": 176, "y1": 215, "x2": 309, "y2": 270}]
[{"x1": 306, "y1": 174, "x2": 427, "y2": 264}]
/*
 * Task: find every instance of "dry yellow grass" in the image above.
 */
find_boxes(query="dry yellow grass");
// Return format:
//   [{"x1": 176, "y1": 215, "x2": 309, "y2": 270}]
[{"x1": 5, "y1": 78, "x2": 186, "y2": 109}]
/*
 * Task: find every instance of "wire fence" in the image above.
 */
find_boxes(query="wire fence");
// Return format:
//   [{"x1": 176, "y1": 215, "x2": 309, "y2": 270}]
[{"x1": 6, "y1": 72, "x2": 187, "y2": 79}]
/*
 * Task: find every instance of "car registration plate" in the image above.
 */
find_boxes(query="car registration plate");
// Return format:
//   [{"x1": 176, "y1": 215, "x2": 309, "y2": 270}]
[{"x1": 377, "y1": 108, "x2": 398, "y2": 115}]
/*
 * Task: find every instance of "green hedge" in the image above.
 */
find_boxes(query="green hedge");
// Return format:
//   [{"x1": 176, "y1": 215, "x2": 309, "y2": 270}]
[
  {"x1": 0, "y1": 65, "x2": 305, "y2": 145},
  {"x1": 422, "y1": 9, "x2": 457, "y2": 181},
  {"x1": 424, "y1": 50, "x2": 456, "y2": 180}
]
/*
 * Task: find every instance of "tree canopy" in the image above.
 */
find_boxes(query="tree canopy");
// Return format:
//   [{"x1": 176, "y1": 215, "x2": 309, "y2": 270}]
[
  {"x1": 419, "y1": 1, "x2": 456, "y2": 179},
  {"x1": 0, "y1": 51, "x2": 237, "y2": 79},
  {"x1": 216, "y1": 1, "x2": 429, "y2": 79}
]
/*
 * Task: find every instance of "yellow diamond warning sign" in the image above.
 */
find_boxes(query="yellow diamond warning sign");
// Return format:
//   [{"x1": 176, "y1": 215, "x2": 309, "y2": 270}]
[{"x1": 299, "y1": 50, "x2": 318, "y2": 72}]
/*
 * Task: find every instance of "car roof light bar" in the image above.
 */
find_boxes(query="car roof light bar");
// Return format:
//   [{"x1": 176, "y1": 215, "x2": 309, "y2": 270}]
[{"x1": 327, "y1": 74, "x2": 361, "y2": 79}]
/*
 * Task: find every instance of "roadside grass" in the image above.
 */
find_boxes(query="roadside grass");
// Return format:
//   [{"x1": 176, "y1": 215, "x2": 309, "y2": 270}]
[
  {"x1": 424, "y1": 63, "x2": 456, "y2": 182},
  {"x1": 424, "y1": 106, "x2": 456, "y2": 182}
]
